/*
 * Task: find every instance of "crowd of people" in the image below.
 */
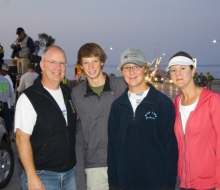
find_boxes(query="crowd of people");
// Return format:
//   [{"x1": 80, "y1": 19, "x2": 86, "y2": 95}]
[
  {"x1": 0, "y1": 27, "x2": 220, "y2": 190},
  {"x1": 193, "y1": 71, "x2": 214, "y2": 89}
]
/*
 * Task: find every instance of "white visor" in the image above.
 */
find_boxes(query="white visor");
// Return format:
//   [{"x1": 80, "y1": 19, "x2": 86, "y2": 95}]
[{"x1": 166, "y1": 56, "x2": 195, "y2": 72}]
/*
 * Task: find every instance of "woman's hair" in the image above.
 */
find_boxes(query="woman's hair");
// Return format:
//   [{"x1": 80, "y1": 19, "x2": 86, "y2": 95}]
[
  {"x1": 77, "y1": 43, "x2": 107, "y2": 66},
  {"x1": 169, "y1": 51, "x2": 193, "y2": 61},
  {"x1": 170, "y1": 51, "x2": 194, "y2": 70}
]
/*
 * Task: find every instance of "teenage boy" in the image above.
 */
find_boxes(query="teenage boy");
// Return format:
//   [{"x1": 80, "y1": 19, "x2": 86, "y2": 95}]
[
  {"x1": 107, "y1": 48, "x2": 178, "y2": 190},
  {"x1": 71, "y1": 43, "x2": 127, "y2": 190}
]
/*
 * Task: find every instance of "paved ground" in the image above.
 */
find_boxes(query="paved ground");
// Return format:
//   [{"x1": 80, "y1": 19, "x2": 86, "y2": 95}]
[
  {"x1": 4, "y1": 83, "x2": 220, "y2": 190},
  {"x1": 3, "y1": 140, "x2": 21, "y2": 190}
]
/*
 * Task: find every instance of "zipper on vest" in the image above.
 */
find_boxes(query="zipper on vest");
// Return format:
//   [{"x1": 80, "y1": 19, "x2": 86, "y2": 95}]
[
  {"x1": 66, "y1": 126, "x2": 69, "y2": 138},
  {"x1": 64, "y1": 94, "x2": 69, "y2": 127},
  {"x1": 66, "y1": 127, "x2": 70, "y2": 164}
]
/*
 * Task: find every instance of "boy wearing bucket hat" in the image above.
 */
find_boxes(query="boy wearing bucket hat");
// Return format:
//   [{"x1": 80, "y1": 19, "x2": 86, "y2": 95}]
[{"x1": 107, "y1": 48, "x2": 178, "y2": 190}]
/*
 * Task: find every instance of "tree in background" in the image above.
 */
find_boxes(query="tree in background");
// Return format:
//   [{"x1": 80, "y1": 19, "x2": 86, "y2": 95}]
[
  {"x1": 33, "y1": 33, "x2": 55, "y2": 74},
  {"x1": 34, "y1": 33, "x2": 55, "y2": 55}
]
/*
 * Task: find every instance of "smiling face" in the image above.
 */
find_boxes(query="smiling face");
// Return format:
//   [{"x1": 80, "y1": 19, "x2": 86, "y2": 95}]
[
  {"x1": 121, "y1": 63, "x2": 148, "y2": 93},
  {"x1": 40, "y1": 47, "x2": 66, "y2": 89},
  {"x1": 80, "y1": 56, "x2": 103, "y2": 81},
  {"x1": 170, "y1": 64, "x2": 195, "y2": 89}
]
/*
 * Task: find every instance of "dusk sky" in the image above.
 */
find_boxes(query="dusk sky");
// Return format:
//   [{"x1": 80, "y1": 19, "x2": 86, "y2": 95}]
[{"x1": 1, "y1": 0, "x2": 220, "y2": 77}]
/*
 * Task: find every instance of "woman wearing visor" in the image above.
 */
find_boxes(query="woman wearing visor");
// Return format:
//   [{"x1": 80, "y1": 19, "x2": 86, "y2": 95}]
[{"x1": 167, "y1": 51, "x2": 220, "y2": 190}]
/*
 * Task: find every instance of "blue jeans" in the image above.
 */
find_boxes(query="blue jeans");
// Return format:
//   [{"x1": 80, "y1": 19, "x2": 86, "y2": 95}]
[{"x1": 21, "y1": 168, "x2": 77, "y2": 190}]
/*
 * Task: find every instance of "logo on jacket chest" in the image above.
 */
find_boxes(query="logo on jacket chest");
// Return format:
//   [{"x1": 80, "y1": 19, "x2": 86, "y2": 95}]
[{"x1": 145, "y1": 111, "x2": 157, "y2": 120}]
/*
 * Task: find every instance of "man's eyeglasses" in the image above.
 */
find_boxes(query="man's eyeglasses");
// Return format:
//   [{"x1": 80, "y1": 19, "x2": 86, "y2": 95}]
[
  {"x1": 43, "y1": 60, "x2": 67, "y2": 67},
  {"x1": 122, "y1": 65, "x2": 143, "y2": 72}
]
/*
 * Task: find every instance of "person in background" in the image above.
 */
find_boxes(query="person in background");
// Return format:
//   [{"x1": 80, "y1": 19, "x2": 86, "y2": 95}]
[
  {"x1": 77, "y1": 75, "x2": 82, "y2": 84},
  {"x1": 108, "y1": 48, "x2": 178, "y2": 190},
  {"x1": 0, "y1": 43, "x2": 4, "y2": 63},
  {"x1": 206, "y1": 72, "x2": 214, "y2": 90},
  {"x1": 167, "y1": 51, "x2": 220, "y2": 190},
  {"x1": 193, "y1": 72, "x2": 199, "y2": 86},
  {"x1": 198, "y1": 72, "x2": 206, "y2": 87},
  {"x1": 0, "y1": 63, "x2": 15, "y2": 110},
  {"x1": 61, "y1": 75, "x2": 69, "y2": 85},
  {"x1": 71, "y1": 43, "x2": 127, "y2": 190},
  {"x1": 17, "y1": 63, "x2": 39, "y2": 93},
  {"x1": 0, "y1": 63, "x2": 15, "y2": 139},
  {"x1": 10, "y1": 27, "x2": 35, "y2": 74},
  {"x1": 0, "y1": 64, "x2": 14, "y2": 135},
  {"x1": 15, "y1": 45, "x2": 77, "y2": 190}
]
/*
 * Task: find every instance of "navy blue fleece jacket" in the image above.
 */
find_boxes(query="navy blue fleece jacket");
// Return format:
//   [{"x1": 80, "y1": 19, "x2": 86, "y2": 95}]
[{"x1": 107, "y1": 84, "x2": 178, "y2": 190}]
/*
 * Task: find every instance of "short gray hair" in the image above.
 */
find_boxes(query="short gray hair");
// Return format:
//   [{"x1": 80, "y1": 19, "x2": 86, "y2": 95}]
[{"x1": 41, "y1": 45, "x2": 66, "y2": 61}]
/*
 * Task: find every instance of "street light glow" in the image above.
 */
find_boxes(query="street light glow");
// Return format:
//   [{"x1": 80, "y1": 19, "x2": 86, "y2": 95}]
[
  {"x1": 162, "y1": 53, "x2": 171, "y2": 57},
  {"x1": 104, "y1": 47, "x2": 113, "y2": 51},
  {"x1": 213, "y1": 39, "x2": 219, "y2": 43}
]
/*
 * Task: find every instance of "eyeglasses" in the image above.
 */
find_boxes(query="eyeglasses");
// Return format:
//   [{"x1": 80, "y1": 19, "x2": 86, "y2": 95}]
[
  {"x1": 122, "y1": 65, "x2": 143, "y2": 72},
  {"x1": 43, "y1": 60, "x2": 67, "y2": 67}
]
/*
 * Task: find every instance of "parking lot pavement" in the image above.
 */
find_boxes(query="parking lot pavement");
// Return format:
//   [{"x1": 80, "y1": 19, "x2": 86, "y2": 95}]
[
  {"x1": 6, "y1": 83, "x2": 220, "y2": 190},
  {"x1": 3, "y1": 140, "x2": 22, "y2": 190}
]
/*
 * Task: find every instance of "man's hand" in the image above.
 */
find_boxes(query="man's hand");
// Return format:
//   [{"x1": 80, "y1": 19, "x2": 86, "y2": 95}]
[
  {"x1": 28, "y1": 175, "x2": 45, "y2": 190},
  {"x1": 16, "y1": 129, "x2": 44, "y2": 189}
]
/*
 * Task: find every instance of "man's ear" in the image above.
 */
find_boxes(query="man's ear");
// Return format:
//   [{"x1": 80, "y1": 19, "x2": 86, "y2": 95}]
[
  {"x1": 101, "y1": 63, "x2": 104, "y2": 66},
  {"x1": 40, "y1": 61, "x2": 44, "y2": 72}
]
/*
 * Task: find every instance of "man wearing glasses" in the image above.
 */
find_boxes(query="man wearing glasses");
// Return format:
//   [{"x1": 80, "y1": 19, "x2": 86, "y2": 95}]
[
  {"x1": 107, "y1": 48, "x2": 178, "y2": 190},
  {"x1": 15, "y1": 45, "x2": 77, "y2": 190}
]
